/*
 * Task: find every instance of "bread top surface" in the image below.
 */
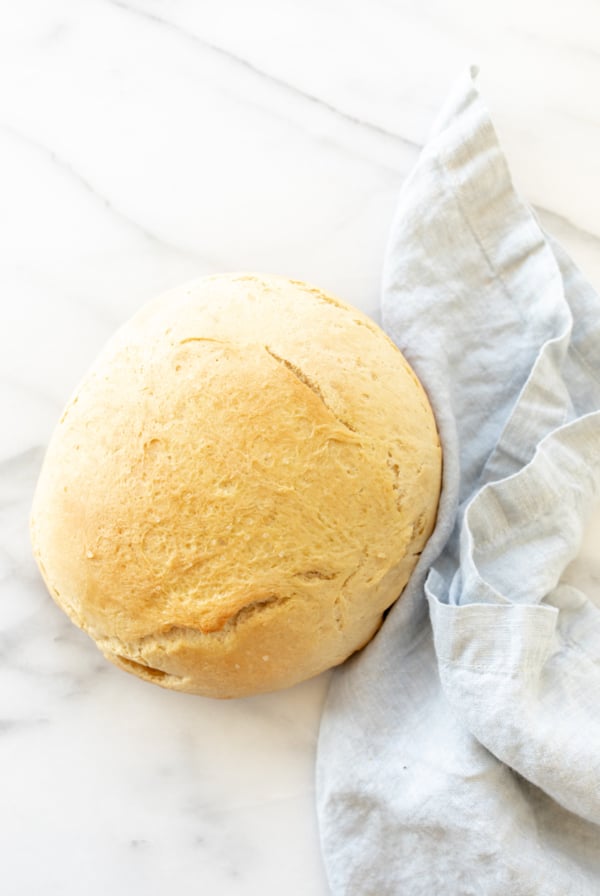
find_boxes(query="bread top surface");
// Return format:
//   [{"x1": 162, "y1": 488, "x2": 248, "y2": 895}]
[{"x1": 31, "y1": 274, "x2": 441, "y2": 696}]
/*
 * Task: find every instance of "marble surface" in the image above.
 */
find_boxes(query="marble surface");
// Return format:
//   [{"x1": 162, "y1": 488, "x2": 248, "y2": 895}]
[{"x1": 2, "y1": 1, "x2": 600, "y2": 893}]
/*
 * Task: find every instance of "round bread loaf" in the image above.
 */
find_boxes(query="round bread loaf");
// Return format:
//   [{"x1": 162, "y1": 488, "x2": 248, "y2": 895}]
[{"x1": 30, "y1": 274, "x2": 441, "y2": 698}]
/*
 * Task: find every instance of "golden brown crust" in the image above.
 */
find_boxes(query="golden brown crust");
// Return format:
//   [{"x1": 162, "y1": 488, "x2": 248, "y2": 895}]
[{"x1": 30, "y1": 273, "x2": 442, "y2": 697}]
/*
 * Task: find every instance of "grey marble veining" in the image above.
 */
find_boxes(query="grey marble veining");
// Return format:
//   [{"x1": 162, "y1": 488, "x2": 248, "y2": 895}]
[{"x1": 2, "y1": 1, "x2": 600, "y2": 893}]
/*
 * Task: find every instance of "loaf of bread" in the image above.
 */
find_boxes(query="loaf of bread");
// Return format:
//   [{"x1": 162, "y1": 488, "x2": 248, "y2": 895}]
[{"x1": 30, "y1": 274, "x2": 441, "y2": 697}]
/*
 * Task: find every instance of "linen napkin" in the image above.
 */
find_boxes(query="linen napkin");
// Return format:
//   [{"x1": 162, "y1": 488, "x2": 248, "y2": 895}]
[{"x1": 317, "y1": 68, "x2": 600, "y2": 896}]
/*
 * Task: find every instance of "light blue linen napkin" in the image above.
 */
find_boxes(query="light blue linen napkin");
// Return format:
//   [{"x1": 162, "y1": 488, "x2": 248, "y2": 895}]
[{"x1": 317, "y1": 68, "x2": 600, "y2": 895}]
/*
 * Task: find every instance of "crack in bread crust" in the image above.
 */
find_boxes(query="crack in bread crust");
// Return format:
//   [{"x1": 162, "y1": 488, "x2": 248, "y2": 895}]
[
  {"x1": 264, "y1": 346, "x2": 356, "y2": 432},
  {"x1": 99, "y1": 594, "x2": 292, "y2": 656}
]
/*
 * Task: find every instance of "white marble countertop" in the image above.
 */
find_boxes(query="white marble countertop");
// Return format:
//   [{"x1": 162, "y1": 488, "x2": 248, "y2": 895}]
[{"x1": 2, "y1": 2, "x2": 600, "y2": 894}]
